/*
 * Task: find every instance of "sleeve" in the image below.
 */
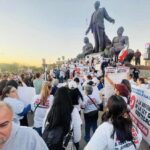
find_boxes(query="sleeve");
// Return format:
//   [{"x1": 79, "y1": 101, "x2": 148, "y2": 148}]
[
  {"x1": 72, "y1": 108, "x2": 82, "y2": 143},
  {"x1": 42, "y1": 107, "x2": 51, "y2": 133},
  {"x1": 84, "y1": 123, "x2": 108, "y2": 150},
  {"x1": 103, "y1": 7, "x2": 114, "y2": 23},
  {"x1": 15, "y1": 101, "x2": 25, "y2": 114},
  {"x1": 81, "y1": 97, "x2": 88, "y2": 108},
  {"x1": 31, "y1": 96, "x2": 38, "y2": 111},
  {"x1": 30, "y1": 128, "x2": 49, "y2": 150},
  {"x1": 18, "y1": 104, "x2": 31, "y2": 116}
]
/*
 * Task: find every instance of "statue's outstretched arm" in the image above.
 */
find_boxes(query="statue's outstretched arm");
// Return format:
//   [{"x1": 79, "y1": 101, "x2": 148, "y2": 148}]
[{"x1": 103, "y1": 7, "x2": 115, "y2": 24}]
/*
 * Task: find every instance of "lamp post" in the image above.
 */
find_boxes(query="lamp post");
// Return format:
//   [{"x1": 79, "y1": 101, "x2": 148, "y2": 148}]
[{"x1": 42, "y1": 58, "x2": 48, "y2": 81}]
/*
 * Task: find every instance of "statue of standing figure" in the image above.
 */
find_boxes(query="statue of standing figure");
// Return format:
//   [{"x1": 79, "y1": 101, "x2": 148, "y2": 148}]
[{"x1": 86, "y1": 1, "x2": 115, "y2": 52}]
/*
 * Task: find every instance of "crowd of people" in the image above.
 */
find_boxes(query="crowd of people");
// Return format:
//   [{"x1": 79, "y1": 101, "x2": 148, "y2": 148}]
[{"x1": 0, "y1": 57, "x2": 150, "y2": 150}]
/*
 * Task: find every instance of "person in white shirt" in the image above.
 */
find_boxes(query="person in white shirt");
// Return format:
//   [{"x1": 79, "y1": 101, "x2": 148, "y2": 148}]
[
  {"x1": 31, "y1": 81, "x2": 54, "y2": 136},
  {"x1": 1, "y1": 86, "x2": 31, "y2": 125},
  {"x1": 43, "y1": 87, "x2": 82, "y2": 150},
  {"x1": 0, "y1": 102, "x2": 48, "y2": 150},
  {"x1": 84, "y1": 95, "x2": 142, "y2": 150},
  {"x1": 82, "y1": 84, "x2": 101, "y2": 143},
  {"x1": 136, "y1": 77, "x2": 146, "y2": 88},
  {"x1": 128, "y1": 74, "x2": 136, "y2": 85}
]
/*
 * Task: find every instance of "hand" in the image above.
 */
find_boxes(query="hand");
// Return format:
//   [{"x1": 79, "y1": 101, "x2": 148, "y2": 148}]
[
  {"x1": 85, "y1": 28, "x2": 90, "y2": 35},
  {"x1": 111, "y1": 19, "x2": 115, "y2": 24}
]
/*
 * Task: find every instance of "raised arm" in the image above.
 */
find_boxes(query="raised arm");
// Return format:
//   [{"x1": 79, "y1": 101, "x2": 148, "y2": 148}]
[{"x1": 105, "y1": 74, "x2": 115, "y2": 88}]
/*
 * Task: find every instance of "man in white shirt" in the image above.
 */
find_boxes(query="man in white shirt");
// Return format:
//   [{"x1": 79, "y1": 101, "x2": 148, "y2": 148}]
[{"x1": 0, "y1": 102, "x2": 48, "y2": 150}]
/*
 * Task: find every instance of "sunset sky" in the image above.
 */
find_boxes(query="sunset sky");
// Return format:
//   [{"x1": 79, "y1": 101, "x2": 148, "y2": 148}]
[{"x1": 0, "y1": 0, "x2": 150, "y2": 66}]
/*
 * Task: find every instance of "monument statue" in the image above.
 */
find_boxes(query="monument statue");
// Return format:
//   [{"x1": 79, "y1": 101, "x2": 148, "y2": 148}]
[
  {"x1": 112, "y1": 26, "x2": 134, "y2": 63},
  {"x1": 85, "y1": 1, "x2": 115, "y2": 52},
  {"x1": 77, "y1": 37, "x2": 94, "y2": 59},
  {"x1": 82, "y1": 37, "x2": 94, "y2": 56}
]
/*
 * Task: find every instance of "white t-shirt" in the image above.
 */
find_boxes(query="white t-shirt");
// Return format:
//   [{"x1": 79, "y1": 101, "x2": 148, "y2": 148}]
[
  {"x1": 84, "y1": 122, "x2": 142, "y2": 150},
  {"x1": 82, "y1": 93, "x2": 101, "y2": 114},
  {"x1": 4, "y1": 97, "x2": 25, "y2": 124},
  {"x1": 71, "y1": 107, "x2": 82, "y2": 143},
  {"x1": 42, "y1": 107, "x2": 82, "y2": 143},
  {"x1": 31, "y1": 95, "x2": 54, "y2": 128}
]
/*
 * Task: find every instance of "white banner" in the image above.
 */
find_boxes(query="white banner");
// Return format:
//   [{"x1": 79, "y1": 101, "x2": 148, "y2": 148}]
[
  {"x1": 130, "y1": 85, "x2": 150, "y2": 145},
  {"x1": 104, "y1": 67, "x2": 129, "y2": 99}
]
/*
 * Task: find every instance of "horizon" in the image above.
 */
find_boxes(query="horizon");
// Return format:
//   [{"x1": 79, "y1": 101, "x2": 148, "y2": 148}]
[{"x1": 0, "y1": 0, "x2": 150, "y2": 66}]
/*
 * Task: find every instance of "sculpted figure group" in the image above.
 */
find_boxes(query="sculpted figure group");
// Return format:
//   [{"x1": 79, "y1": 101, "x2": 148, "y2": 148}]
[{"x1": 78, "y1": 1, "x2": 134, "y2": 63}]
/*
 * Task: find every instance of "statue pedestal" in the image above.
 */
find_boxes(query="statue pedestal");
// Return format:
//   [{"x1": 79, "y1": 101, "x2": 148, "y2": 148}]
[{"x1": 85, "y1": 52, "x2": 102, "y2": 62}]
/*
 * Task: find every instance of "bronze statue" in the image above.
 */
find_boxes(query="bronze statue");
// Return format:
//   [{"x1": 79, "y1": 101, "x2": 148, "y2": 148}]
[
  {"x1": 112, "y1": 26, "x2": 134, "y2": 63},
  {"x1": 77, "y1": 37, "x2": 94, "y2": 59},
  {"x1": 82, "y1": 37, "x2": 94, "y2": 56},
  {"x1": 86, "y1": 1, "x2": 115, "y2": 52}
]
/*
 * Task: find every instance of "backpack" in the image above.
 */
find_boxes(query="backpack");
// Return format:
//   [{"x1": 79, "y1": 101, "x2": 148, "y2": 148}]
[
  {"x1": 42, "y1": 125, "x2": 64, "y2": 150},
  {"x1": 42, "y1": 124, "x2": 76, "y2": 150}
]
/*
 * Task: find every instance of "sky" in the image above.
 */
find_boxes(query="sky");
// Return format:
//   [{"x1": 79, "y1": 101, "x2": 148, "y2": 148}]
[{"x1": 0, "y1": 0, "x2": 150, "y2": 66}]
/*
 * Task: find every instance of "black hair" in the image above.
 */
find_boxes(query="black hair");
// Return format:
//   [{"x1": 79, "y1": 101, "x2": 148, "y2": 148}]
[
  {"x1": 102, "y1": 95, "x2": 133, "y2": 143},
  {"x1": 35, "y1": 72, "x2": 41, "y2": 78},
  {"x1": 1, "y1": 86, "x2": 14, "y2": 100},
  {"x1": 6, "y1": 80, "x2": 19, "y2": 89},
  {"x1": 0, "y1": 80, "x2": 8, "y2": 96},
  {"x1": 74, "y1": 77, "x2": 80, "y2": 83},
  {"x1": 129, "y1": 74, "x2": 133, "y2": 78},
  {"x1": 69, "y1": 88, "x2": 83, "y2": 105},
  {"x1": 121, "y1": 79, "x2": 131, "y2": 93},
  {"x1": 87, "y1": 81, "x2": 94, "y2": 86},
  {"x1": 46, "y1": 87, "x2": 73, "y2": 134},
  {"x1": 138, "y1": 77, "x2": 145, "y2": 84}
]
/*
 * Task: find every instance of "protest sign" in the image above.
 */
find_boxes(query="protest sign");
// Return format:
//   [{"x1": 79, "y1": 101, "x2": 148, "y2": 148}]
[
  {"x1": 130, "y1": 85, "x2": 150, "y2": 145},
  {"x1": 18, "y1": 87, "x2": 35, "y2": 106},
  {"x1": 104, "y1": 67, "x2": 129, "y2": 100}
]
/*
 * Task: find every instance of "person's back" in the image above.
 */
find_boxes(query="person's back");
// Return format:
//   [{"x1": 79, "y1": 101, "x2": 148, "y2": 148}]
[
  {"x1": 3, "y1": 123, "x2": 48, "y2": 150},
  {"x1": 84, "y1": 95, "x2": 142, "y2": 150},
  {"x1": 33, "y1": 78, "x2": 44, "y2": 95},
  {"x1": 84, "y1": 122, "x2": 142, "y2": 150},
  {"x1": 42, "y1": 87, "x2": 81, "y2": 150}
]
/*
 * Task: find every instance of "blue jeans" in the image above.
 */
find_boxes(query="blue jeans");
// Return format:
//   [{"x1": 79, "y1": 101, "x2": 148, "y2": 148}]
[{"x1": 84, "y1": 111, "x2": 98, "y2": 143}]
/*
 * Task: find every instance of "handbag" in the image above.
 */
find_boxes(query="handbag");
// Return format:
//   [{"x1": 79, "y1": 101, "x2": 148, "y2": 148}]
[
  {"x1": 42, "y1": 125, "x2": 64, "y2": 150},
  {"x1": 63, "y1": 128, "x2": 76, "y2": 150},
  {"x1": 87, "y1": 96, "x2": 103, "y2": 111}
]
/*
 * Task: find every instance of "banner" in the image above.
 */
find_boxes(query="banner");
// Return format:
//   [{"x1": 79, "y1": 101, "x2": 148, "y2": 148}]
[
  {"x1": 130, "y1": 85, "x2": 150, "y2": 145},
  {"x1": 104, "y1": 67, "x2": 129, "y2": 99},
  {"x1": 18, "y1": 87, "x2": 35, "y2": 106}
]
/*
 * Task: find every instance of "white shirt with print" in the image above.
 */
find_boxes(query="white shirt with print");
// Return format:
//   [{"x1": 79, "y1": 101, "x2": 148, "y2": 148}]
[
  {"x1": 84, "y1": 122, "x2": 142, "y2": 150},
  {"x1": 31, "y1": 95, "x2": 54, "y2": 128}
]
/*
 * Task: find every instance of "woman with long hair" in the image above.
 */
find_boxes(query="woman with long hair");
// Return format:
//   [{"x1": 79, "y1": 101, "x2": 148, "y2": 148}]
[
  {"x1": 84, "y1": 95, "x2": 142, "y2": 150},
  {"x1": 31, "y1": 81, "x2": 54, "y2": 136},
  {"x1": 1, "y1": 86, "x2": 31, "y2": 124},
  {"x1": 43, "y1": 87, "x2": 81, "y2": 150}
]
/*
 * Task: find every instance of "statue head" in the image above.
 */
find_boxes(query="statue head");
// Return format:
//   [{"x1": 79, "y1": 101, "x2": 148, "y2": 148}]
[
  {"x1": 84, "y1": 37, "x2": 89, "y2": 44},
  {"x1": 94, "y1": 1, "x2": 100, "y2": 10},
  {"x1": 117, "y1": 26, "x2": 124, "y2": 36}
]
